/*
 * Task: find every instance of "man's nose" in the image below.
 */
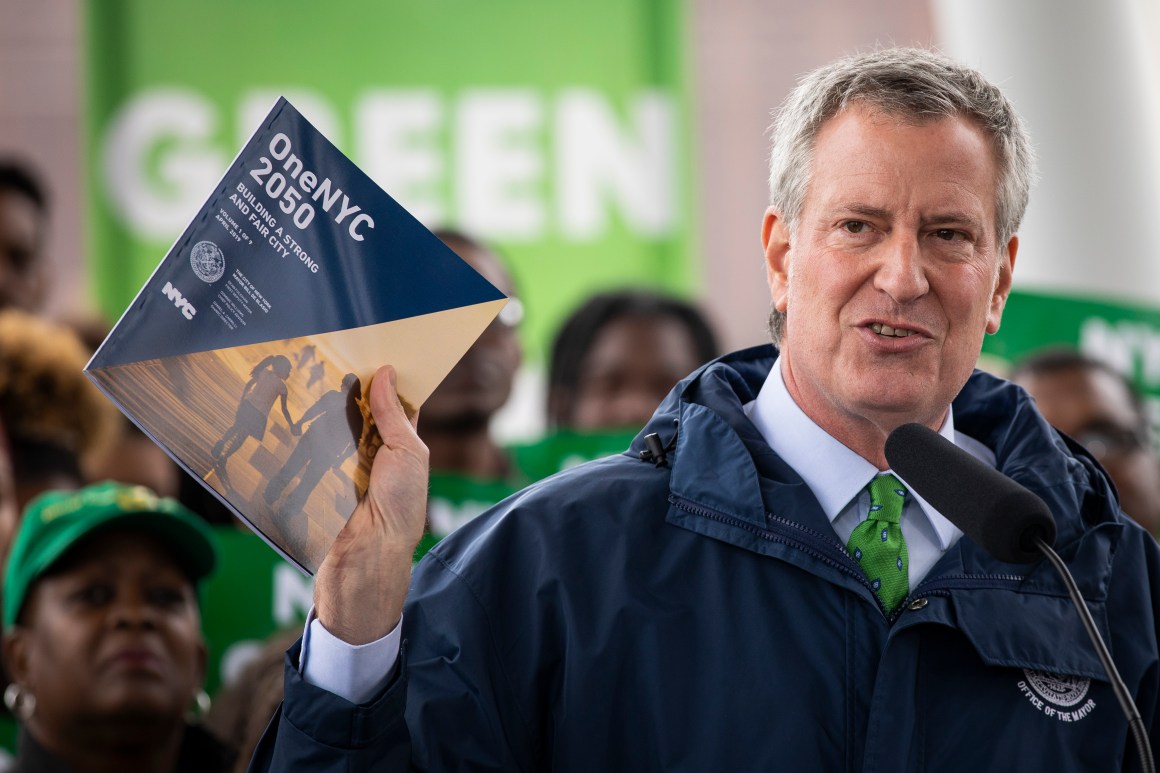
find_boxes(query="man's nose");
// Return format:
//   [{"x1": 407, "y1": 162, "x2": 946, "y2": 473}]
[{"x1": 873, "y1": 234, "x2": 929, "y2": 304}]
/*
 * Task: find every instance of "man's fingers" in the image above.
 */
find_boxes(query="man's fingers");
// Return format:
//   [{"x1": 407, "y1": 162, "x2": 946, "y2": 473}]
[
  {"x1": 369, "y1": 365, "x2": 420, "y2": 436},
  {"x1": 314, "y1": 363, "x2": 428, "y2": 643}
]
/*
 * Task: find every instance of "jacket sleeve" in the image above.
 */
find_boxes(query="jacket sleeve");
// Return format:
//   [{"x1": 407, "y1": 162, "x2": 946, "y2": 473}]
[
  {"x1": 247, "y1": 639, "x2": 413, "y2": 772},
  {"x1": 246, "y1": 549, "x2": 540, "y2": 772}
]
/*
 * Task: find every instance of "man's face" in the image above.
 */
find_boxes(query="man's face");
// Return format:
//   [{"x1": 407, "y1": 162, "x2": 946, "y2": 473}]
[
  {"x1": 764, "y1": 105, "x2": 1016, "y2": 455},
  {"x1": 0, "y1": 190, "x2": 46, "y2": 312}
]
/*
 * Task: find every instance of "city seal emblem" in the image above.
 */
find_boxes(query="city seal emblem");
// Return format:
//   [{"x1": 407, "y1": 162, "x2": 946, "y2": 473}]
[
  {"x1": 1023, "y1": 669, "x2": 1090, "y2": 708},
  {"x1": 190, "y1": 240, "x2": 226, "y2": 283}
]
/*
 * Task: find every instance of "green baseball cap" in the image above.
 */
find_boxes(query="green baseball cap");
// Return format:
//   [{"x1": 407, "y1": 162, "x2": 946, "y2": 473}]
[{"x1": 3, "y1": 481, "x2": 218, "y2": 630}]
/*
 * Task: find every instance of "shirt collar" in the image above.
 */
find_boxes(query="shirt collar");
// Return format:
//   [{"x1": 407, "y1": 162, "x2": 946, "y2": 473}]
[{"x1": 743, "y1": 356, "x2": 962, "y2": 551}]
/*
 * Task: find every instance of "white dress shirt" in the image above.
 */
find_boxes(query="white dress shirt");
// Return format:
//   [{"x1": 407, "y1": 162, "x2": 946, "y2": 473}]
[
  {"x1": 744, "y1": 356, "x2": 994, "y2": 587},
  {"x1": 300, "y1": 609, "x2": 400, "y2": 704},
  {"x1": 302, "y1": 356, "x2": 998, "y2": 702}
]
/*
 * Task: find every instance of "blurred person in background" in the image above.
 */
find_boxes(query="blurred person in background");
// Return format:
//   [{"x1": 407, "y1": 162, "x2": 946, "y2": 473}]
[
  {"x1": 70, "y1": 317, "x2": 182, "y2": 500},
  {"x1": 204, "y1": 627, "x2": 298, "y2": 773},
  {"x1": 1, "y1": 482, "x2": 234, "y2": 772},
  {"x1": 412, "y1": 230, "x2": 525, "y2": 555},
  {"x1": 0, "y1": 310, "x2": 118, "y2": 513},
  {"x1": 509, "y1": 288, "x2": 719, "y2": 483},
  {"x1": 419, "y1": 229, "x2": 523, "y2": 483},
  {"x1": 0, "y1": 161, "x2": 49, "y2": 314},
  {"x1": 546, "y1": 288, "x2": 719, "y2": 431},
  {"x1": 85, "y1": 420, "x2": 182, "y2": 502},
  {"x1": 1012, "y1": 347, "x2": 1160, "y2": 536}
]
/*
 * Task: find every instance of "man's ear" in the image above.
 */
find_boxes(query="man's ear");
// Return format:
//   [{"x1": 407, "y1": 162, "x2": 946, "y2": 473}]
[
  {"x1": 762, "y1": 207, "x2": 791, "y2": 314},
  {"x1": 986, "y1": 234, "x2": 1018, "y2": 335}
]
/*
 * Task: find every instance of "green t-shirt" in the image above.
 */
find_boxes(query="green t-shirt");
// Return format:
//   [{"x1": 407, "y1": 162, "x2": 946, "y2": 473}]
[
  {"x1": 508, "y1": 428, "x2": 637, "y2": 482},
  {"x1": 415, "y1": 429, "x2": 637, "y2": 561}
]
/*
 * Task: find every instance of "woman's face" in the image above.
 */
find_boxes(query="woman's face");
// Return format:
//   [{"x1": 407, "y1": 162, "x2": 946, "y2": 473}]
[
  {"x1": 4, "y1": 530, "x2": 206, "y2": 734},
  {"x1": 570, "y1": 316, "x2": 705, "y2": 431}
]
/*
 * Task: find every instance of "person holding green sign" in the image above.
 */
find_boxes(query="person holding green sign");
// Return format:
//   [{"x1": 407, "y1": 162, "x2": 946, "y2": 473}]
[{"x1": 253, "y1": 48, "x2": 1160, "y2": 770}]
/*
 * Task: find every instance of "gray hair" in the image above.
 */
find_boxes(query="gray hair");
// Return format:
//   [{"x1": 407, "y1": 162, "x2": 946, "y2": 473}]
[{"x1": 766, "y1": 47, "x2": 1036, "y2": 345}]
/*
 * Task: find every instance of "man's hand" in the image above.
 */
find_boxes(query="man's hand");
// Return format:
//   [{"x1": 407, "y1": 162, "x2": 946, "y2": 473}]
[{"x1": 314, "y1": 365, "x2": 429, "y2": 645}]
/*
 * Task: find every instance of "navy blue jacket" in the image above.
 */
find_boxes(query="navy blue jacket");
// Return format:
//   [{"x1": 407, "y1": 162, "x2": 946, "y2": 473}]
[{"x1": 252, "y1": 345, "x2": 1160, "y2": 771}]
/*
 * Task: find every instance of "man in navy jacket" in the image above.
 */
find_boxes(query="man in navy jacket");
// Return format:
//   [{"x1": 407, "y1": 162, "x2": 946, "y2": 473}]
[{"x1": 253, "y1": 48, "x2": 1160, "y2": 771}]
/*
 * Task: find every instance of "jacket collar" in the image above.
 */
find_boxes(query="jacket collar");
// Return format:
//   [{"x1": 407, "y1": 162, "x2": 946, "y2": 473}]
[
  {"x1": 650, "y1": 344, "x2": 1122, "y2": 551},
  {"x1": 651, "y1": 345, "x2": 1126, "y2": 679}
]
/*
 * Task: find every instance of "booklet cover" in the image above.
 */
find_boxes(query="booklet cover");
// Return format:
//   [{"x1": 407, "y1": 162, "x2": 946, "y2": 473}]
[{"x1": 86, "y1": 97, "x2": 508, "y2": 574}]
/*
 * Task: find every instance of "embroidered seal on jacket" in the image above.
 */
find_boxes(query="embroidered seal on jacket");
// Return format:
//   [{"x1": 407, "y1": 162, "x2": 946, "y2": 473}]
[{"x1": 1018, "y1": 669, "x2": 1096, "y2": 722}]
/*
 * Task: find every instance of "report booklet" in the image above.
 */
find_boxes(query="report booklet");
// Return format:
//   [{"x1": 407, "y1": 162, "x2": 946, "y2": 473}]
[{"x1": 86, "y1": 97, "x2": 508, "y2": 574}]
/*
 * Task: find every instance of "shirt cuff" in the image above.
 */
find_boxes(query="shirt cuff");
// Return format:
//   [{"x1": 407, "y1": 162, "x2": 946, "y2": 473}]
[{"x1": 299, "y1": 606, "x2": 401, "y2": 705}]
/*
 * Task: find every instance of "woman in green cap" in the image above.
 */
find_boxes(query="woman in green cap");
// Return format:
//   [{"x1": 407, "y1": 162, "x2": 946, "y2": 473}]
[{"x1": 1, "y1": 481, "x2": 234, "y2": 772}]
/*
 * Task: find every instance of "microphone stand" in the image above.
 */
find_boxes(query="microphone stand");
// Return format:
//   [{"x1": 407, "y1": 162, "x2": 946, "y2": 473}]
[{"x1": 1035, "y1": 535, "x2": 1155, "y2": 773}]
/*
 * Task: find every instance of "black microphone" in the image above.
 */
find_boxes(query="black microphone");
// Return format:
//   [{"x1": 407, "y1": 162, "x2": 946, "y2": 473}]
[
  {"x1": 884, "y1": 422, "x2": 1055, "y2": 564},
  {"x1": 884, "y1": 422, "x2": 1154, "y2": 773}
]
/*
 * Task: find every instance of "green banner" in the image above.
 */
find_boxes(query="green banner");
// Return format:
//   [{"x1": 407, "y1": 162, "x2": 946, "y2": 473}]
[
  {"x1": 84, "y1": 0, "x2": 694, "y2": 362},
  {"x1": 984, "y1": 288, "x2": 1160, "y2": 434},
  {"x1": 199, "y1": 528, "x2": 312, "y2": 695}
]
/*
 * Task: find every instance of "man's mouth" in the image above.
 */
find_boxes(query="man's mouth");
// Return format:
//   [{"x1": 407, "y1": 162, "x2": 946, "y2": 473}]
[{"x1": 869, "y1": 322, "x2": 915, "y2": 338}]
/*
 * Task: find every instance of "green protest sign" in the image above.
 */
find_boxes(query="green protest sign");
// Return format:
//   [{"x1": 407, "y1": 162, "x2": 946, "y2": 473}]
[
  {"x1": 199, "y1": 528, "x2": 312, "y2": 695},
  {"x1": 984, "y1": 288, "x2": 1160, "y2": 435}
]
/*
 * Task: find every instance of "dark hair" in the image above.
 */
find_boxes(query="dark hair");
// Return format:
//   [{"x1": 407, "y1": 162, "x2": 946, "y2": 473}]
[
  {"x1": 10, "y1": 439, "x2": 83, "y2": 491},
  {"x1": 0, "y1": 159, "x2": 47, "y2": 211},
  {"x1": 547, "y1": 289, "x2": 719, "y2": 428},
  {"x1": 1010, "y1": 347, "x2": 1149, "y2": 422},
  {"x1": 0, "y1": 310, "x2": 116, "y2": 462}
]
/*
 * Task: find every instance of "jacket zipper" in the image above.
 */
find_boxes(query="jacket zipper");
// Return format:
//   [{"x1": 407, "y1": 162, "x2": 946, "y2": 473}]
[
  {"x1": 671, "y1": 495, "x2": 884, "y2": 608},
  {"x1": 670, "y1": 494, "x2": 1026, "y2": 623},
  {"x1": 887, "y1": 572, "x2": 1024, "y2": 624}
]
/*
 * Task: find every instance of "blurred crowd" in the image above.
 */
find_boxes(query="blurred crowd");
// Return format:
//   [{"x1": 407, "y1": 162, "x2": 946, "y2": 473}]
[{"x1": 0, "y1": 147, "x2": 1158, "y2": 771}]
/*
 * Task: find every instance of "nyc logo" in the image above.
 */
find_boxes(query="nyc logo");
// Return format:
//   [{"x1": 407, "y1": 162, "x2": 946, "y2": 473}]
[{"x1": 162, "y1": 281, "x2": 197, "y2": 320}]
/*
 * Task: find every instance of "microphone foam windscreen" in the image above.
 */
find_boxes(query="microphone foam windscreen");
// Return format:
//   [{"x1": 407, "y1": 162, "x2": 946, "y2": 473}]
[{"x1": 884, "y1": 423, "x2": 1055, "y2": 564}]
